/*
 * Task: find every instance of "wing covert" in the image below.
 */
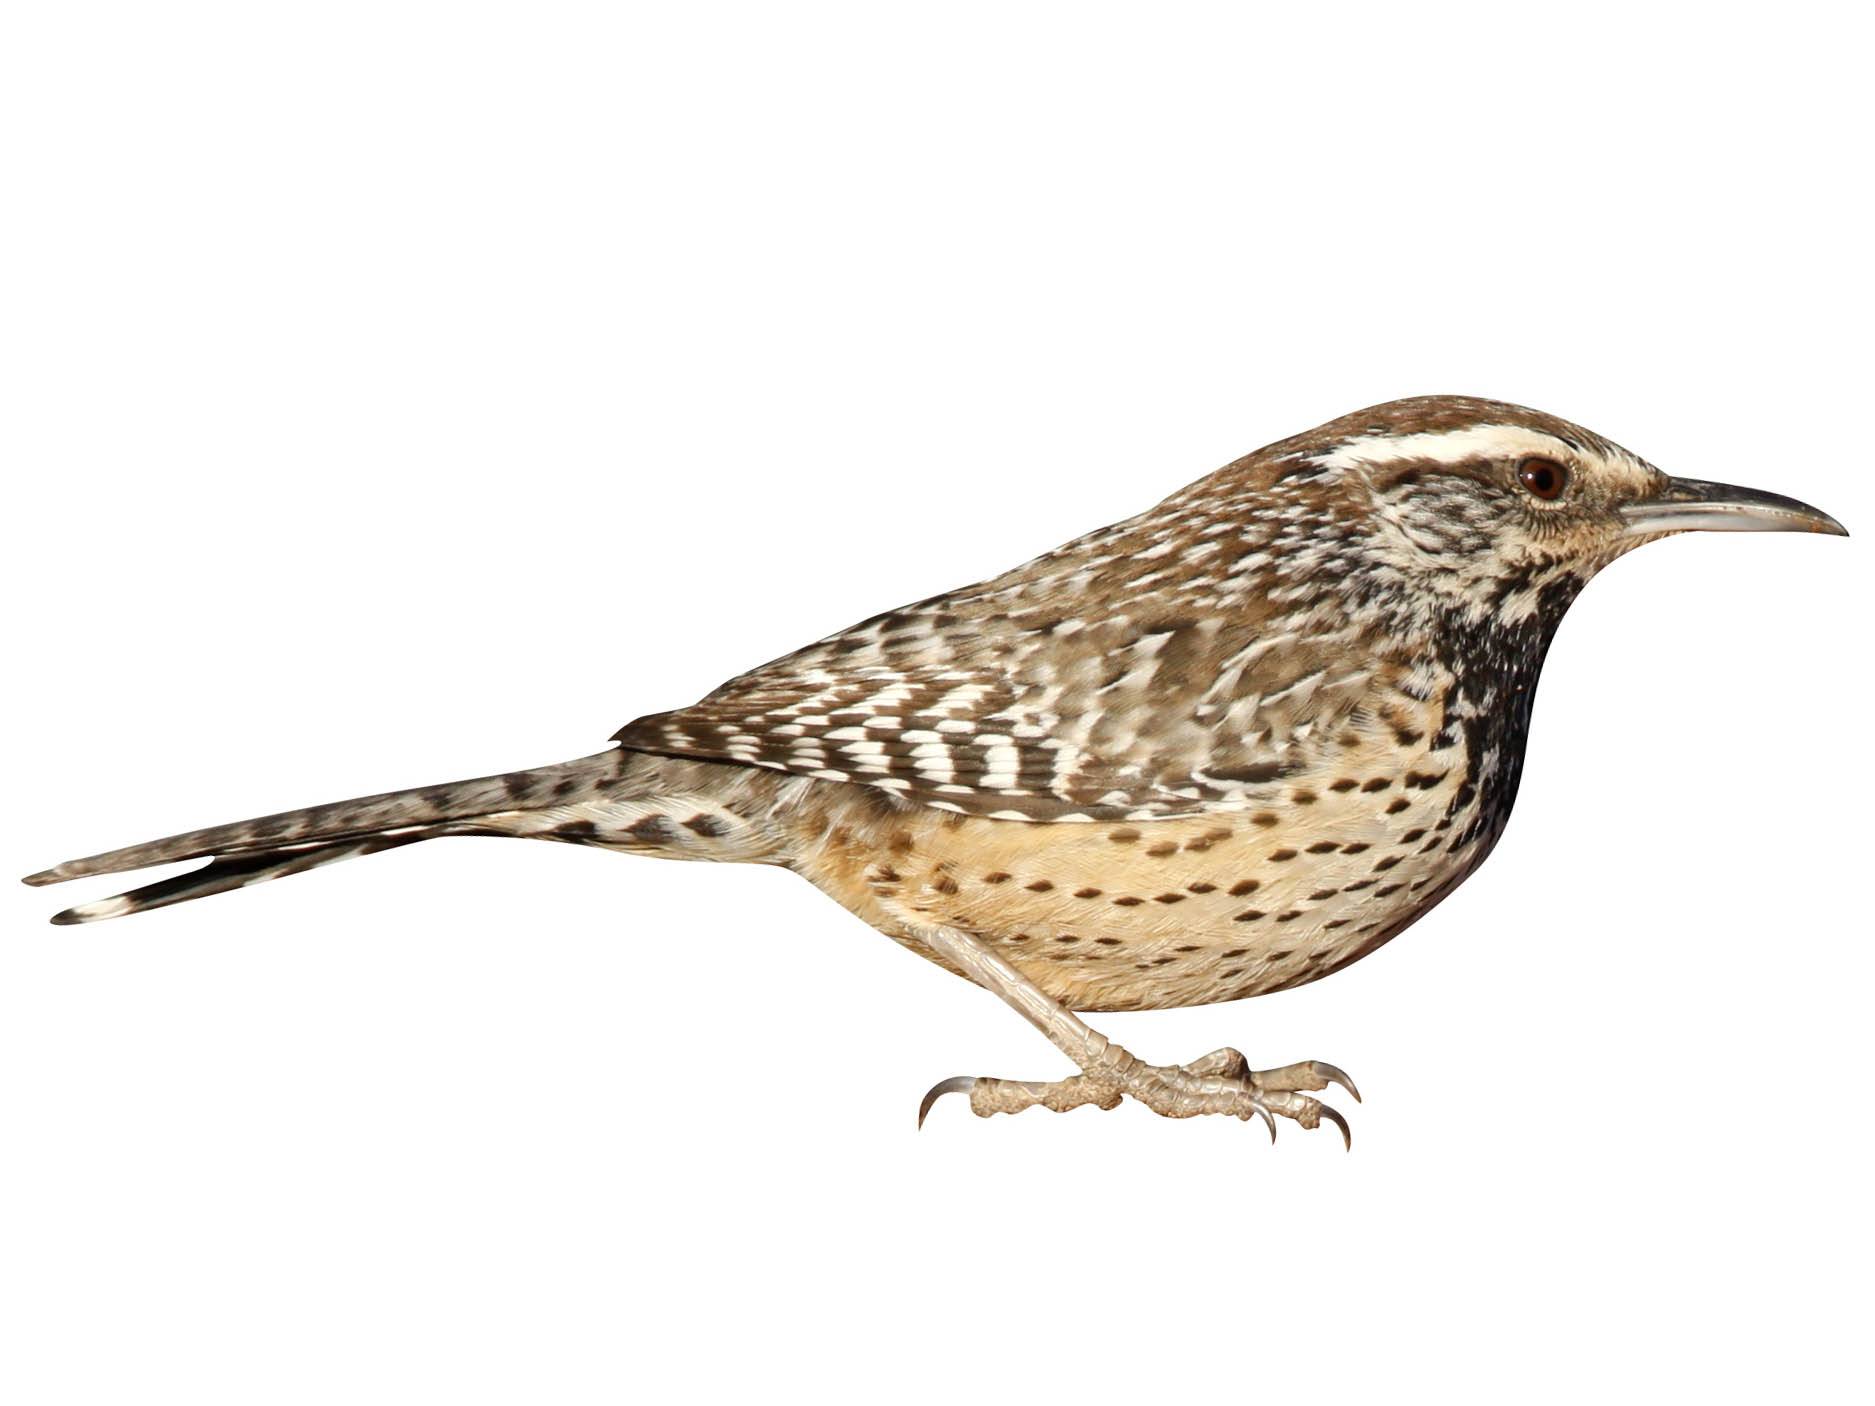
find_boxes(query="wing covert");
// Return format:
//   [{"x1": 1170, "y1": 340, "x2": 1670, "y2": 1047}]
[{"x1": 613, "y1": 453, "x2": 1389, "y2": 821}]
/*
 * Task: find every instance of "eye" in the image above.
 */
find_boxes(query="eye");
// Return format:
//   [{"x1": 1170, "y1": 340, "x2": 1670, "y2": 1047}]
[{"x1": 1517, "y1": 456, "x2": 1569, "y2": 501}]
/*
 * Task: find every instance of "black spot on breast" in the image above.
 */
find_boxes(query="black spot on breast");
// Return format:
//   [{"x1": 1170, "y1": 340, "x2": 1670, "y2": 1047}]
[
  {"x1": 1269, "y1": 848, "x2": 1298, "y2": 862},
  {"x1": 1361, "y1": 778, "x2": 1391, "y2": 793},
  {"x1": 627, "y1": 814, "x2": 679, "y2": 843},
  {"x1": 1113, "y1": 896, "x2": 1144, "y2": 907},
  {"x1": 683, "y1": 813, "x2": 734, "y2": 838},
  {"x1": 1074, "y1": 887, "x2": 1103, "y2": 899},
  {"x1": 1146, "y1": 841, "x2": 1178, "y2": 857},
  {"x1": 1108, "y1": 828, "x2": 1141, "y2": 844},
  {"x1": 1229, "y1": 879, "x2": 1260, "y2": 896},
  {"x1": 1307, "y1": 841, "x2": 1339, "y2": 854},
  {"x1": 1234, "y1": 910, "x2": 1267, "y2": 923},
  {"x1": 1210, "y1": 762, "x2": 1290, "y2": 784},
  {"x1": 1154, "y1": 893, "x2": 1186, "y2": 905},
  {"x1": 1026, "y1": 879, "x2": 1054, "y2": 892}
]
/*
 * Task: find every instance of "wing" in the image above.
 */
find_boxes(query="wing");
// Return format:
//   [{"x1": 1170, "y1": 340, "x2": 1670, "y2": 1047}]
[{"x1": 612, "y1": 486, "x2": 1386, "y2": 822}]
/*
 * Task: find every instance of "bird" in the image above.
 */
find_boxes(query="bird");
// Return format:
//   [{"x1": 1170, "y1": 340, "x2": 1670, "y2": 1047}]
[{"x1": 24, "y1": 395, "x2": 1847, "y2": 1144}]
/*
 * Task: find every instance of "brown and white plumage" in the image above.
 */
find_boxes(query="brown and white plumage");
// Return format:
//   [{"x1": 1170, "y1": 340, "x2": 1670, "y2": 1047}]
[
  {"x1": 25, "y1": 395, "x2": 1846, "y2": 1137},
  {"x1": 614, "y1": 397, "x2": 1650, "y2": 824}
]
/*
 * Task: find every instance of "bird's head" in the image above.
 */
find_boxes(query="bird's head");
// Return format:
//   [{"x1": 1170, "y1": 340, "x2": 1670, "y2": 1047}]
[{"x1": 1286, "y1": 395, "x2": 1847, "y2": 628}]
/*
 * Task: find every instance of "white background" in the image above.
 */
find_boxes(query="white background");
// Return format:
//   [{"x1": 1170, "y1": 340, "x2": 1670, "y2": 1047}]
[{"x1": 2, "y1": 4, "x2": 1869, "y2": 1402}]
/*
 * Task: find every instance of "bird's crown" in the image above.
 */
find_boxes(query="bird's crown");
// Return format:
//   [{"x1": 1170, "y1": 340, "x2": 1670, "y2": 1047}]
[{"x1": 1140, "y1": 394, "x2": 1838, "y2": 633}]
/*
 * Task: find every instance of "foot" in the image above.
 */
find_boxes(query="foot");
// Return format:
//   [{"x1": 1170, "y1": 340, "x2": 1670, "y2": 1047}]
[{"x1": 918, "y1": 1049, "x2": 1360, "y2": 1146}]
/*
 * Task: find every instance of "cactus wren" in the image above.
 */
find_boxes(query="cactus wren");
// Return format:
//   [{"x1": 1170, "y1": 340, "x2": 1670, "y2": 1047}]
[{"x1": 25, "y1": 395, "x2": 1847, "y2": 1143}]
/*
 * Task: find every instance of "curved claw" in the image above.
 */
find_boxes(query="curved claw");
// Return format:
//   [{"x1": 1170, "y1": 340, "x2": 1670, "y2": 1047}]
[
  {"x1": 1251, "y1": 1102, "x2": 1278, "y2": 1142},
  {"x1": 1318, "y1": 1103, "x2": 1352, "y2": 1151},
  {"x1": 917, "y1": 1076, "x2": 976, "y2": 1129},
  {"x1": 1311, "y1": 1061, "x2": 1362, "y2": 1104}
]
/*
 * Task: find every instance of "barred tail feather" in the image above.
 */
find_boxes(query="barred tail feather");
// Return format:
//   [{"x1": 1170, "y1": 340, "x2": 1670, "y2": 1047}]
[
  {"x1": 24, "y1": 749, "x2": 626, "y2": 924},
  {"x1": 48, "y1": 834, "x2": 433, "y2": 925}
]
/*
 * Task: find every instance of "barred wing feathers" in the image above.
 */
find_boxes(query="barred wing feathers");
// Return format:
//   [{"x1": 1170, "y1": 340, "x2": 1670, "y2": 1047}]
[{"x1": 613, "y1": 469, "x2": 1385, "y2": 822}]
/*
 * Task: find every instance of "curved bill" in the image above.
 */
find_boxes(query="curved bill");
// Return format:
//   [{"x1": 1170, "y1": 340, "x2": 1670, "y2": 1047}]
[{"x1": 1620, "y1": 477, "x2": 1848, "y2": 537}]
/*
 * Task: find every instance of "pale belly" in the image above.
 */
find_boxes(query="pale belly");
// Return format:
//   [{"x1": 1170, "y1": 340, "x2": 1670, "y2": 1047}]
[{"x1": 790, "y1": 752, "x2": 1496, "y2": 1012}]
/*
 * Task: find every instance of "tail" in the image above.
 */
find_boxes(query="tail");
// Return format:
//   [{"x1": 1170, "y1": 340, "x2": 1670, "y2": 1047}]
[{"x1": 23, "y1": 750, "x2": 627, "y2": 925}]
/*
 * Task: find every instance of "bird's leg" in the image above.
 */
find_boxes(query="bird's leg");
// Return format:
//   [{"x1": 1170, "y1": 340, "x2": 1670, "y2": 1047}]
[{"x1": 911, "y1": 923, "x2": 1357, "y2": 1143}]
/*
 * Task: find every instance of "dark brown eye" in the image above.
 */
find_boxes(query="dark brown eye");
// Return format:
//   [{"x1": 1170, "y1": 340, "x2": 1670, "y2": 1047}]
[{"x1": 1517, "y1": 456, "x2": 1569, "y2": 500}]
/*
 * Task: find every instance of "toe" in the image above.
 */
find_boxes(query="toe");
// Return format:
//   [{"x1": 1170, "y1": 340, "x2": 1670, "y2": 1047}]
[
  {"x1": 1183, "y1": 1047, "x2": 1250, "y2": 1078},
  {"x1": 1257, "y1": 1088, "x2": 1352, "y2": 1146}
]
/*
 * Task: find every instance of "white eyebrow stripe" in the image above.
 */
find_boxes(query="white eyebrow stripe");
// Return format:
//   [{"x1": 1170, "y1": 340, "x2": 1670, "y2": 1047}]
[{"x1": 1309, "y1": 424, "x2": 1577, "y2": 471}]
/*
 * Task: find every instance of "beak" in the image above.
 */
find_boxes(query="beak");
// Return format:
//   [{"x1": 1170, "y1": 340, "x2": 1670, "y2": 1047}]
[{"x1": 1620, "y1": 477, "x2": 1849, "y2": 538}]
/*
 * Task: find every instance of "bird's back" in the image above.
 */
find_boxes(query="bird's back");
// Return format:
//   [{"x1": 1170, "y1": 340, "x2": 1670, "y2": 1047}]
[{"x1": 602, "y1": 400, "x2": 1581, "y2": 1008}]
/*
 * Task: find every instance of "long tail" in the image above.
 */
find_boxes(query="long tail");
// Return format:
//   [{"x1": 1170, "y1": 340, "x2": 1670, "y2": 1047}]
[{"x1": 23, "y1": 750, "x2": 627, "y2": 925}]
